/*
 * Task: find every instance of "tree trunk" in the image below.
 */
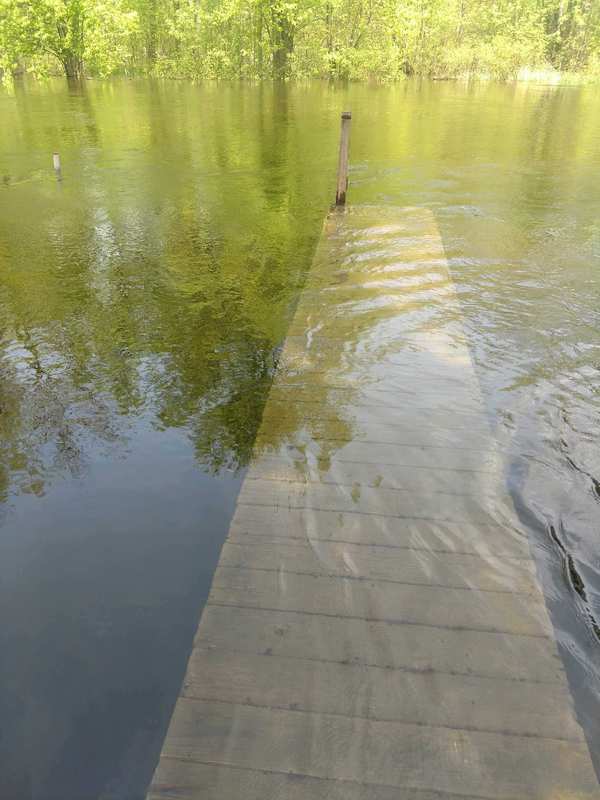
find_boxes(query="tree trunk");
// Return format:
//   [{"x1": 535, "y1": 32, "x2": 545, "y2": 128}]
[
  {"x1": 256, "y1": 6, "x2": 264, "y2": 76},
  {"x1": 547, "y1": 0, "x2": 567, "y2": 67},
  {"x1": 62, "y1": 54, "x2": 83, "y2": 79},
  {"x1": 145, "y1": 0, "x2": 158, "y2": 67},
  {"x1": 271, "y1": 4, "x2": 294, "y2": 78},
  {"x1": 56, "y1": 4, "x2": 85, "y2": 80}
]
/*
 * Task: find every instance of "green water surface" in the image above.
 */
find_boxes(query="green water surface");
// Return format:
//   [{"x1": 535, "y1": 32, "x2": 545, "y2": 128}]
[{"x1": 1, "y1": 78, "x2": 600, "y2": 798}]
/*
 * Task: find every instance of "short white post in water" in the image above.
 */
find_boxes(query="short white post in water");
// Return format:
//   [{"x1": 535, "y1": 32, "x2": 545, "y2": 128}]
[{"x1": 53, "y1": 153, "x2": 61, "y2": 172}]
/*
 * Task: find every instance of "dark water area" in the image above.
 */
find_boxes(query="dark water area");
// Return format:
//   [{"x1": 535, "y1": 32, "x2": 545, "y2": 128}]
[{"x1": 1, "y1": 78, "x2": 600, "y2": 798}]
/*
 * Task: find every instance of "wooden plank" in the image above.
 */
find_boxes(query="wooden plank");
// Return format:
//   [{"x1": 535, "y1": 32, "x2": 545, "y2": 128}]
[
  {"x1": 257, "y1": 414, "x2": 494, "y2": 449},
  {"x1": 246, "y1": 456, "x2": 502, "y2": 500},
  {"x1": 155, "y1": 699, "x2": 598, "y2": 799},
  {"x1": 148, "y1": 761, "x2": 493, "y2": 800},
  {"x1": 266, "y1": 384, "x2": 487, "y2": 419},
  {"x1": 274, "y1": 368, "x2": 482, "y2": 404},
  {"x1": 276, "y1": 362, "x2": 482, "y2": 400},
  {"x1": 228, "y1": 504, "x2": 529, "y2": 558},
  {"x1": 181, "y1": 648, "x2": 583, "y2": 741},
  {"x1": 194, "y1": 604, "x2": 566, "y2": 683},
  {"x1": 208, "y1": 566, "x2": 553, "y2": 637},
  {"x1": 238, "y1": 478, "x2": 514, "y2": 527},
  {"x1": 218, "y1": 539, "x2": 537, "y2": 593},
  {"x1": 254, "y1": 438, "x2": 501, "y2": 474}
]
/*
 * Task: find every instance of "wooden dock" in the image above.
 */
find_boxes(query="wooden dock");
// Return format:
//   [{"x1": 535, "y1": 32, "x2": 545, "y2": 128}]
[{"x1": 147, "y1": 207, "x2": 598, "y2": 799}]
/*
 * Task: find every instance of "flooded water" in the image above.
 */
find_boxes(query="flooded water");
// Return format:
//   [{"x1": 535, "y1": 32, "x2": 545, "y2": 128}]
[{"x1": 1, "y1": 79, "x2": 599, "y2": 798}]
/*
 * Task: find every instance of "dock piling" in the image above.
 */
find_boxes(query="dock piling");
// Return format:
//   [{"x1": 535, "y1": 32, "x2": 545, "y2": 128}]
[
  {"x1": 53, "y1": 152, "x2": 62, "y2": 180},
  {"x1": 335, "y1": 112, "x2": 351, "y2": 206}
]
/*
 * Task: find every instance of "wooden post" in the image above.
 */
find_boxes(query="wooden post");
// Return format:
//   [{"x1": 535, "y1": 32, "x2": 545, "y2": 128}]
[{"x1": 335, "y1": 111, "x2": 351, "y2": 206}]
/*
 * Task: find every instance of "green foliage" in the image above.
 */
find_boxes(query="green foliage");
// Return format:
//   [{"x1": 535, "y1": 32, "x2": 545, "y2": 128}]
[
  {"x1": 82, "y1": 0, "x2": 138, "y2": 75},
  {"x1": 0, "y1": 0, "x2": 137, "y2": 78},
  {"x1": 1, "y1": 0, "x2": 600, "y2": 80}
]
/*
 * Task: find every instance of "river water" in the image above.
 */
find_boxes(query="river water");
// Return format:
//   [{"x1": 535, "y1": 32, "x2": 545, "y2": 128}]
[{"x1": 1, "y1": 78, "x2": 599, "y2": 798}]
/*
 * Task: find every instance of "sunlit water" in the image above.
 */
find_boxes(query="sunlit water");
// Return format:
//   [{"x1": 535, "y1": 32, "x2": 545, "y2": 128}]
[{"x1": 1, "y1": 78, "x2": 599, "y2": 798}]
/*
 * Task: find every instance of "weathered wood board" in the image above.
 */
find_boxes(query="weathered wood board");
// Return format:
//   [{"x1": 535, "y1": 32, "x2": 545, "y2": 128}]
[{"x1": 147, "y1": 207, "x2": 598, "y2": 799}]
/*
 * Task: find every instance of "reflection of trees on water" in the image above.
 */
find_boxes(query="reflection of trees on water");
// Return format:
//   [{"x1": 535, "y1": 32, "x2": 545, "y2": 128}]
[
  {"x1": 0, "y1": 328, "x2": 125, "y2": 501},
  {"x1": 0, "y1": 81, "x2": 333, "y2": 498}
]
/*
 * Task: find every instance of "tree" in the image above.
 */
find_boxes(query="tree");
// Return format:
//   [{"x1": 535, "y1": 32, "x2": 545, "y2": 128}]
[
  {"x1": 0, "y1": 0, "x2": 137, "y2": 79},
  {"x1": 2, "y1": 0, "x2": 600, "y2": 81},
  {"x1": 268, "y1": 0, "x2": 295, "y2": 77},
  {"x1": 546, "y1": 0, "x2": 600, "y2": 70}
]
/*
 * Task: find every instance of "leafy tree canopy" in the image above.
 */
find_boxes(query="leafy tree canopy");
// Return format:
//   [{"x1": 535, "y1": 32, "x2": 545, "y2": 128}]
[{"x1": 1, "y1": 0, "x2": 599, "y2": 81}]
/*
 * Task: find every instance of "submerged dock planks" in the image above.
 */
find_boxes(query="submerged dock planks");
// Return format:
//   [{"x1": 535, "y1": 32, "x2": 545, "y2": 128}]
[{"x1": 147, "y1": 207, "x2": 598, "y2": 799}]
